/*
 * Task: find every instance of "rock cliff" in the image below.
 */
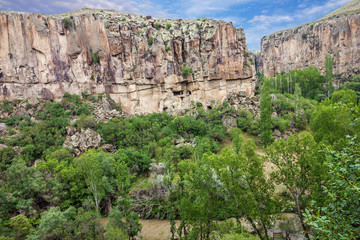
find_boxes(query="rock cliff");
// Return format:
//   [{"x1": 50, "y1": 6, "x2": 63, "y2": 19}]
[
  {"x1": 258, "y1": 0, "x2": 360, "y2": 77},
  {"x1": 0, "y1": 9, "x2": 254, "y2": 113}
]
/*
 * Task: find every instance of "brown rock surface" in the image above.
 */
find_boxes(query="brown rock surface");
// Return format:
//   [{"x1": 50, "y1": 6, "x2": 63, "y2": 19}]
[
  {"x1": 258, "y1": 1, "x2": 360, "y2": 77},
  {"x1": 0, "y1": 9, "x2": 255, "y2": 114}
]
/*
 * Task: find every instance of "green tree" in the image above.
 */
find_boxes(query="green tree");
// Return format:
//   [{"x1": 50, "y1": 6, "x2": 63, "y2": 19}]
[
  {"x1": 325, "y1": 54, "x2": 334, "y2": 97},
  {"x1": 209, "y1": 135, "x2": 278, "y2": 240},
  {"x1": 310, "y1": 94, "x2": 357, "y2": 144},
  {"x1": 266, "y1": 132, "x2": 327, "y2": 240},
  {"x1": 260, "y1": 80, "x2": 272, "y2": 146},
  {"x1": 304, "y1": 137, "x2": 360, "y2": 239},
  {"x1": 9, "y1": 214, "x2": 34, "y2": 240}
]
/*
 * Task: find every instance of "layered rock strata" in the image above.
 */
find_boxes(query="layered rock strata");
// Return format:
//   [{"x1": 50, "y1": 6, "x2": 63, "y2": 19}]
[{"x1": 0, "y1": 9, "x2": 254, "y2": 113}]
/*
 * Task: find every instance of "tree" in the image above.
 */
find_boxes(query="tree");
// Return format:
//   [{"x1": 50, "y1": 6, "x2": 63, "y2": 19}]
[
  {"x1": 209, "y1": 135, "x2": 278, "y2": 240},
  {"x1": 9, "y1": 214, "x2": 34, "y2": 240},
  {"x1": 28, "y1": 206, "x2": 76, "y2": 240},
  {"x1": 304, "y1": 137, "x2": 360, "y2": 239},
  {"x1": 325, "y1": 54, "x2": 334, "y2": 97},
  {"x1": 310, "y1": 91, "x2": 358, "y2": 145},
  {"x1": 260, "y1": 79, "x2": 273, "y2": 146},
  {"x1": 76, "y1": 150, "x2": 106, "y2": 223},
  {"x1": 266, "y1": 132, "x2": 327, "y2": 240},
  {"x1": 294, "y1": 83, "x2": 304, "y2": 128}
]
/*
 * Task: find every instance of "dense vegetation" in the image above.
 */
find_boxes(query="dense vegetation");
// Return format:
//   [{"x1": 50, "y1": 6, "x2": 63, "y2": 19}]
[{"x1": 0, "y1": 64, "x2": 359, "y2": 239}]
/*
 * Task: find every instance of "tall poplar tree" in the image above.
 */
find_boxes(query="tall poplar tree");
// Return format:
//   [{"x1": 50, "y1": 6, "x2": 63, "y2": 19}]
[{"x1": 260, "y1": 79, "x2": 272, "y2": 146}]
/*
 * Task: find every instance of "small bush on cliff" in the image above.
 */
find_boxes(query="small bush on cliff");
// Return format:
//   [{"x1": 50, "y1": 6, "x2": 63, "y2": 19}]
[
  {"x1": 63, "y1": 17, "x2": 73, "y2": 29},
  {"x1": 166, "y1": 23, "x2": 172, "y2": 30},
  {"x1": 92, "y1": 51, "x2": 100, "y2": 64},
  {"x1": 181, "y1": 66, "x2": 192, "y2": 78},
  {"x1": 155, "y1": 22, "x2": 160, "y2": 30},
  {"x1": 147, "y1": 37, "x2": 154, "y2": 46}
]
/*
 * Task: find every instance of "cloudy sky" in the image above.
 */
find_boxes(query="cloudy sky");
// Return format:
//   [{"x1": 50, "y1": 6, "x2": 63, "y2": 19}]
[{"x1": 0, "y1": 0, "x2": 352, "y2": 50}]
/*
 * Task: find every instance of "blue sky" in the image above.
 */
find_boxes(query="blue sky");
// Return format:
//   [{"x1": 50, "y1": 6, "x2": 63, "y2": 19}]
[{"x1": 0, "y1": 0, "x2": 352, "y2": 49}]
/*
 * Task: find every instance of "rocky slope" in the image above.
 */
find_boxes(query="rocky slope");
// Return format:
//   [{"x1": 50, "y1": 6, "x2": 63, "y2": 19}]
[
  {"x1": 258, "y1": 0, "x2": 360, "y2": 77},
  {"x1": 0, "y1": 9, "x2": 254, "y2": 114}
]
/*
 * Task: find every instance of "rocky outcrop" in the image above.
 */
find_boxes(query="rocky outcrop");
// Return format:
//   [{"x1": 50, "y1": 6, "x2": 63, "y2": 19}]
[
  {"x1": 0, "y1": 9, "x2": 255, "y2": 114},
  {"x1": 62, "y1": 128, "x2": 102, "y2": 155},
  {"x1": 259, "y1": 2, "x2": 360, "y2": 77}
]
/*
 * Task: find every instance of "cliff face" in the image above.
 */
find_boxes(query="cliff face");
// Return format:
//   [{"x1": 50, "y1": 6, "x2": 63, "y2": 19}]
[
  {"x1": 259, "y1": 7, "x2": 360, "y2": 77},
  {"x1": 0, "y1": 9, "x2": 254, "y2": 114}
]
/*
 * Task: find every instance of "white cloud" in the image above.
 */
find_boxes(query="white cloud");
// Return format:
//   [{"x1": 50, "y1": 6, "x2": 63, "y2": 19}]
[
  {"x1": 249, "y1": 15, "x2": 293, "y2": 24},
  {"x1": 301, "y1": 0, "x2": 352, "y2": 16},
  {"x1": 176, "y1": 0, "x2": 254, "y2": 17}
]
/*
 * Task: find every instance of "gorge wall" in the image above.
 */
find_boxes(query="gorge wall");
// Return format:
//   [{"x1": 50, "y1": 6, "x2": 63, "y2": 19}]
[
  {"x1": 258, "y1": 3, "x2": 360, "y2": 77},
  {"x1": 0, "y1": 9, "x2": 254, "y2": 114}
]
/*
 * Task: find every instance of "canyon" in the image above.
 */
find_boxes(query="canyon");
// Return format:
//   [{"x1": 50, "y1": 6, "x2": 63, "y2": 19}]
[
  {"x1": 258, "y1": 0, "x2": 360, "y2": 77},
  {"x1": 0, "y1": 9, "x2": 254, "y2": 114}
]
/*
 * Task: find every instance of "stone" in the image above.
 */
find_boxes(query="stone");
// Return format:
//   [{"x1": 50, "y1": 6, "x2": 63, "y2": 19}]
[
  {"x1": 259, "y1": 2, "x2": 360, "y2": 77},
  {"x1": 222, "y1": 115, "x2": 238, "y2": 131},
  {"x1": 0, "y1": 144, "x2": 7, "y2": 150},
  {"x1": 0, "y1": 9, "x2": 255, "y2": 114},
  {"x1": 62, "y1": 129, "x2": 102, "y2": 155}
]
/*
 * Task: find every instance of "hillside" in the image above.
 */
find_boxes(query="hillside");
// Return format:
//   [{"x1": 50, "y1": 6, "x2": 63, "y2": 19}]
[{"x1": 258, "y1": 0, "x2": 360, "y2": 77}]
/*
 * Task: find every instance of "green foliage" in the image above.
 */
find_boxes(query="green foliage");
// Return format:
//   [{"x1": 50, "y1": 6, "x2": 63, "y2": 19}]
[
  {"x1": 63, "y1": 17, "x2": 73, "y2": 29},
  {"x1": 155, "y1": 22, "x2": 160, "y2": 30},
  {"x1": 310, "y1": 97, "x2": 358, "y2": 144},
  {"x1": 75, "y1": 115, "x2": 97, "y2": 129},
  {"x1": 304, "y1": 137, "x2": 360, "y2": 239},
  {"x1": 166, "y1": 22, "x2": 172, "y2": 30},
  {"x1": 29, "y1": 206, "x2": 76, "y2": 239},
  {"x1": 269, "y1": 67, "x2": 326, "y2": 100},
  {"x1": 181, "y1": 66, "x2": 192, "y2": 77},
  {"x1": 0, "y1": 100, "x2": 14, "y2": 113},
  {"x1": 165, "y1": 45, "x2": 171, "y2": 52},
  {"x1": 325, "y1": 54, "x2": 334, "y2": 96},
  {"x1": 266, "y1": 132, "x2": 327, "y2": 240},
  {"x1": 147, "y1": 37, "x2": 154, "y2": 46},
  {"x1": 92, "y1": 51, "x2": 100, "y2": 64},
  {"x1": 260, "y1": 80, "x2": 273, "y2": 146},
  {"x1": 0, "y1": 147, "x2": 17, "y2": 171},
  {"x1": 302, "y1": 33, "x2": 308, "y2": 40},
  {"x1": 10, "y1": 214, "x2": 34, "y2": 240}
]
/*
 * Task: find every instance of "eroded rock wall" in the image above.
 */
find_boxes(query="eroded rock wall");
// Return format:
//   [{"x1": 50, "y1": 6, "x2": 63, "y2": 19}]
[
  {"x1": 0, "y1": 9, "x2": 254, "y2": 113},
  {"x1": 258, "y1": 13, "x2": 360, "y2": 77}
]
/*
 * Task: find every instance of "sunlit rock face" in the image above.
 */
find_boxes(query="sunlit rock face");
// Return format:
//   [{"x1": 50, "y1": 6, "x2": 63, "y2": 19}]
[
  {"x1": 258, "y1": 13, "x2": 360, "y2": 77},
  {"x1": 0, "y1": 9, "x2": 255, "y2": 114}
]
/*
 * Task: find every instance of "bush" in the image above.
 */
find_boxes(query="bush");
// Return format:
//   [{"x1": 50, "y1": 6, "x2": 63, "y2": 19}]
[
  {"x1": 272, "y1": 117, "x2": 289, "y2": 133},
  {"x1": 181, "y1": 66, "x2": 192, "y2": 77},
  {"x1": 92, "y1": 51, "x2": 100, "y2": 64},
  {"x1": 165, "y1": 45, "x2": 171, "y2": 52},
  {"x1": 155, "y1": 22, "x2": 160, "y2": 30},
  {"x1": 63, "y1": 17, "x2": 73, "y2": 29},
  {"x1": 166, "y1": 23, "x2": 171, "y2": 30},
  {"x1": 147, "y1": 37, "x2": 153, "y2": 46},
  {"x1": 76, "y1": 116, "x2": 97, "y2": 129},
  {"x1": 236, "y1": 110, "x2": 254, "y2": 132}
]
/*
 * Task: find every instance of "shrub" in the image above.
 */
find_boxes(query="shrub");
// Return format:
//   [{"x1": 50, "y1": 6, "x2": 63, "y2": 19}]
[
  {"x1": 272, "y1": 117, "x2": 289, "y2": 133},
  {"x1": 147, "y1": 37, "x2": 153, "y2": 46},
  {"x1": 105, "y1": 24, "x2": 110, "y2": 29},
  {"x1": 63, "y1": 17, "x2": 73, "y2": 29},
  {"x1": 302, "y1": 33, "x2": 308, "y2": 40},
  {"x1": 181, "y1": 66, "x2": 192, "y2": 77},
  {"x1": 166, "y1": 23, "x2": 171, "y2": 30},
  {"x1": 92, "y1": 51, "x2": 100, "y2": 64},
  {"x1": 236, "y1": 110, "x2": 254, "y2": 132},
  {"x1": 155, "y1": 22, "x2": 160, "y2": 30},
  {"x1": 165, "y1": 45, "x2": 171, "y2": 52},
  {"x1": 76, "y1": 116, "x2": 97, "y2": 129}
]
